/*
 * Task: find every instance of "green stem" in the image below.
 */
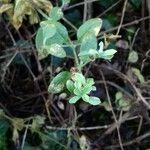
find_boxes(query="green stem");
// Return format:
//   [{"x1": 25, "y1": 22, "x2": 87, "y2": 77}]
[
  {"x1": 37, "y1": 9, "x2": 49, "y2": 20},
  {"x1": 62, "y1": 17, "x2": 77, "y2": 31},
  {"x1": 68, "y1": 39, "x2": 81, "y2": 72}
]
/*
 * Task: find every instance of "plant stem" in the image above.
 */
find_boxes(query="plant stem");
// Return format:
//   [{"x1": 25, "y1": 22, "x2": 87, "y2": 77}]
[
  {"x1": 72, "y1": 46, "x2": 81, "y2": 72},
  {"x1": 36, "y1": 9, "x2": 49, "y2": 20},
  {"x1": 68, "y1": 39, "x2": 81, "y2": 72},
  {"x1": 62, "y1": 17, "x2": 77, "y2": 31}
]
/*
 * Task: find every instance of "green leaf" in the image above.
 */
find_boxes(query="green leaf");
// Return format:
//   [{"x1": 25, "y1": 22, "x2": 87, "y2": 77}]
[
  {"x1": 92, "y1": 86, "x2": 96, "y2": 91},
  {"x1": 128, "y1": 50, "x2": 138, "y2": 63},
  {"x1": 115, "y1": 91, "x2": 123, "y2": 102},
  {"x1": 43, "y1": 44, "x2": 66, "y2": 58},
  {"x1": 49, "y1": 7, "x2": 63, "y2": 21},
  {"x1": 82, "y1": 78, "x2": 95, "y2": 94},
  {"x1": 40, "y1": 20, "x2": 56, "y2": 42},
  {"x1": 99, "y1": 49, "x2": 117, "y2": 60},
  {"x1": 101, "y1": 49, "x2": 117, "y2": 56},
  {"x1": 36, "y1": 22, "x2": 69, "y2": 59},
  {"x1": 77, "y1": 18, "x2": 102, "y2": 41},
  {"x1": 82, "y1": 85, "x2": 93, "y2": 95},
  {"x1": 69, "y1": 96, "x2": 80, "y2": 104},
  {"x1": 48, "y1": 71, "x2": 71, "y2": 93},
  {"x1": 79, "y1": 49, "x2": 98, "y2": 66},
  {"x1": 89, "y1": 49, "x2": 99, "y2": 57},
  {"x1": 36, "y1": 28, "x2": 43, "y2": 51},
  {"x1": 78, "y1": 51, "x2": 90, "y2": 57},
  {"x1": 86, "y1": 78, "x2": 95, "y2": 86},
  {"x1": 80, "y1": 33, "x2": 97, "y2": 53},
  {"x1": 82, "y1": 94, "x2": 90, "y2": 102},
  {"x1": 66, "y1": 80, "x2": 74, "y2": 93},
  {"x1": 115, "y1": 91, "x2": 131, "y2": 111},
  {"x1": 102, "y1": 101, "x2": 112, "y2": 111},
  {"x1": 118, "y1": 99, "x2": 130, "y2": 109},
  {"x1": 55, "y1": 22, "x2": 69, "y2": 43},
  {"x1": 45, "y1": 22, "x2": 69, "y2": 45},
  {"x1": 36, "y1": 22, "x2": 69, "y2": 46},
  {"x1": 72, "y1": 73, "x2": 86, "y2": 84},
  {"x1": 79, "y1": 135, "x2": 89, "y2": 150},
  {"x1": 131, "y1": 67, "x2": 145, "y2": 83},
  {"x1": 74, "y1": 86, "x2": 82, "y2": 96},
  {"x1": 88, "y1": 97, "x2": 101, "y2": 105},
  {"x1": 68, "y1": 74, "x2": 101, "y2": 105},
  {"x1": 79, "y1": 49, "x2": 98, "y2": 57},
  {"x1": 37, "y1": 45, "x2": 61, "y2": 59}
]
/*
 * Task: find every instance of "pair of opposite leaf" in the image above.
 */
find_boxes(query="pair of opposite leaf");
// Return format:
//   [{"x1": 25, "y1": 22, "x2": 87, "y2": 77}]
[
  {"x1": 36, "y1": 7, "x2": 69, "y2": 59},
  {"x1": 48, "y1": 71, "x2": 101, "y2": 105},
  {"x1": 67, "y1": 73, "x2": 101, "y2": 105},
  {"x1": 79, "y1": 41, "x2": 117, "y2": 66}
]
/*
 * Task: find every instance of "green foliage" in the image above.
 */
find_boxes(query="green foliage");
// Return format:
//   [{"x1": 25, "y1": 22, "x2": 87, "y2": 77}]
[
  {"x1": 48, "y1": 71, "x2": 71, "y2": 94},
  {"x1": 42, "y1": 44, "x2": 66, "y2": 58},
  {"x1": 79, "y1": 41, "x2": 117, "y2": 66},
  {"x1": 0, "y1": 0, "x2": 52, "y2": 29},
  {"x1": 131, "y1": 67, "x2": 145, "y2": 83},
  {"x1": 40, "y1": 20, "x2": 57, "y2": 42},
  {"x1": 36, "y1": 7, "x2": 69, "y2": 59},
  {"x1": 12, "y1": 118, "x2": 24, "y2": 143},
  {"x1": 67, "y1": 73, "x2": 101, "y2": 105},
  {"x1": 128, "y1": 50, "x2": 138, "y2": 63},
  {"x1": 49, "y1": 7, "x2": 63, "y2": 21},
  {"x1": 115, "y1": 92, "x2": 132, "y2": 111},
  {"x1": 80, "y1": 33, "x2": 97, "y2": 56},
  {"x1": 35, "y1": 5, "x2": 117, "y2": 105},
  {"x1": 77, "y1": 18, "x2": 102, "y2": 41}
]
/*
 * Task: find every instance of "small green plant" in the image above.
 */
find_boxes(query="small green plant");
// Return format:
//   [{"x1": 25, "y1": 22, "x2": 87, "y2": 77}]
[
  {"x1": 115, "y1": 91, "x2": 132, "y2": 111},
  {"x1": 35, "y1": 2, "x2": 117, "y2": 105}
]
